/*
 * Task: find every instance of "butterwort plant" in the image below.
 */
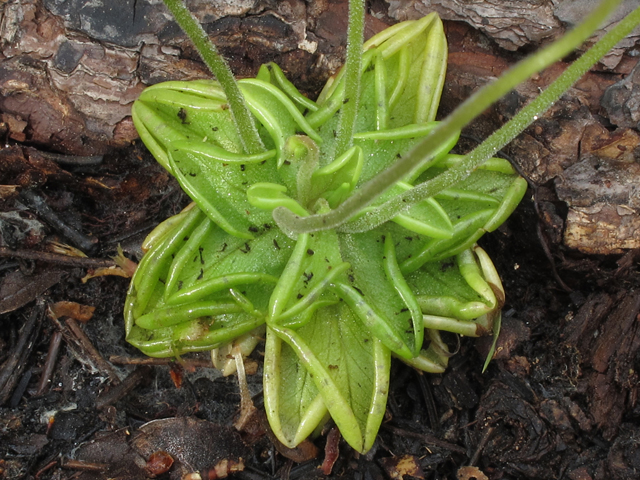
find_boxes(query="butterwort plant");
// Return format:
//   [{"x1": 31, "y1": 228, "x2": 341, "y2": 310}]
[{"x1": 124, "y1": 0, "x2": 640, "y2": 453}]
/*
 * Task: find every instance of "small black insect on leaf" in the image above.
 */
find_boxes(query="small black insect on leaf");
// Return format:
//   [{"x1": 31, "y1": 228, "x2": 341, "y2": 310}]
[
  {"x1": 440, "y1": 261, "x2": 454, "y2": 272},
  {"x1": 177, "y1": 108, "x2": 189, "y2": 124}
]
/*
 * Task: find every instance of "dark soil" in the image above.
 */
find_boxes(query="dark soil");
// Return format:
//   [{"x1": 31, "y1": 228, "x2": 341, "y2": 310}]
[{"x1": 1, "y1": 2, "x2": 639, "y2": 480}]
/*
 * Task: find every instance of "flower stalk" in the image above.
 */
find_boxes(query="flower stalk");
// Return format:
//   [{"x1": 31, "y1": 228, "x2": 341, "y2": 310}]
[{"x1": 162, "y1": 0, "x2": 264, "y2": 154}]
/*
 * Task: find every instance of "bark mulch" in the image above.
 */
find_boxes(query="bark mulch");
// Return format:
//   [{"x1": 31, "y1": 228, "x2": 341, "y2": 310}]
[{"x1": 1, "y1": 1, "x2": 639, "y2": 479}]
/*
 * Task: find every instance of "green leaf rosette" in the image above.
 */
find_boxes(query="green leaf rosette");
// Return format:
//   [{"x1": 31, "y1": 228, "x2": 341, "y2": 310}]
[{"x1": 126, "y1": 13, "x2": 524, "y2": 452}]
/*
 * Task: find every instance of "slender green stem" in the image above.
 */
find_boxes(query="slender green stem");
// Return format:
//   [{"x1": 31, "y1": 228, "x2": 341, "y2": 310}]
[
  {"x1": 162, "y1": 0, "x2": 265, "y2": 154},
  {"x1": 273, "y1": 0, "x2": 625, "y2": 234},
  {"x1": 333, "y1": 0, "x2": 365, "y2": 159}
]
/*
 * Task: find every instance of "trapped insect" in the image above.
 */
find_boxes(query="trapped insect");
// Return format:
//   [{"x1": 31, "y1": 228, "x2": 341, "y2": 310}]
[{"x1": 124, "y1": 0, "x2": 640, "y2": 453}]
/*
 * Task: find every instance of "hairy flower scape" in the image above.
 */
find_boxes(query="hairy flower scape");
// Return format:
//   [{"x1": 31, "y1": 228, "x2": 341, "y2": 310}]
[{"x1": 125, "y1": 2, "x2": 640, "y2": 453}]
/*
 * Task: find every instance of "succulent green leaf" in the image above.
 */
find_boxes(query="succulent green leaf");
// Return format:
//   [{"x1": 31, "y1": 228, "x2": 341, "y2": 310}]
[
  {"x1": 246, "y1": 183, "x2": 308, "y2": 217},
  {"x1": 399, "y1": 168, "x2": 528, "y2": 272},
  {"x1": 311, "y1": 145, "x2": 364, "y2": 208},
  {"x1": 239, "y1": 79, "x2": 321, "y2": 151},
  {"x1": 125, "y1": 208, "x2": 296, "y2": 357},
  {"x1": 167, "y1": 145, "x2": 277, "y2": 238},
  {"x1": 336, "y1": 231, "x2": 423, "y2": 359},
  {"x1": 407, "y1": 246, "x2": 503, "y2": 331},
  {"x1": 268, "y1": 303, "x2": 390, "y2": 453},
  {"x1": 257, "y1": 63, "x2": 319, "y2": 113},
  {"x1": 132, "y1": 82, "x2": 242, "y2": 171},
  {"x1": 131, "y1": 206, "x2": 205, "y2": 317},
  {"x1": 268, "y1": 229, "x2": 347, "y2": 327},
  {"x1": 263, "y1": 327, "x2": 328, "y2": 447},
  {"x1": 400, "y1": 329, "x2": 450, "y2": 373}
]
